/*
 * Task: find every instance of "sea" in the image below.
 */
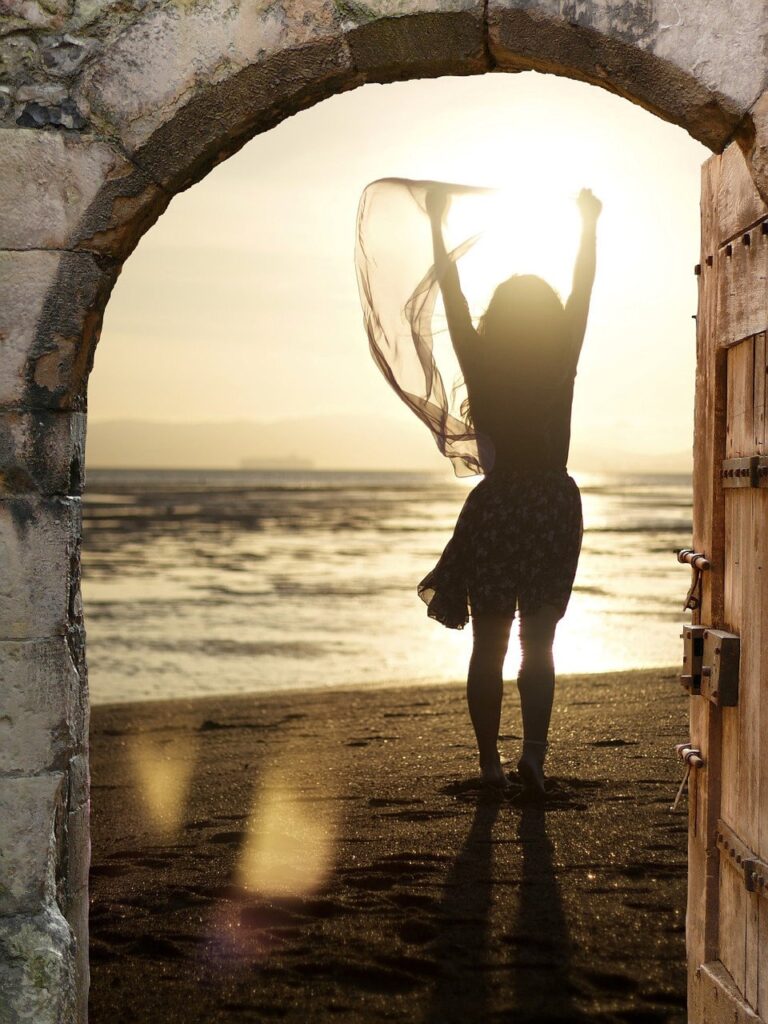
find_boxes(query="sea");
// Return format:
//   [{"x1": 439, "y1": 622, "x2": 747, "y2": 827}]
[{"x1": 82, "y1": 468, "x2": 693, "y2": 705}]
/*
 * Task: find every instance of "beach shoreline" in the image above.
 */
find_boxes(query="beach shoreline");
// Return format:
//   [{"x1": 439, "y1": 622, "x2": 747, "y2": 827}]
[
  {"x1": 89, "y1": 666, "x2": 690, "y2": 1023},
  {"x1": 87, "y1": 662, "x2": 683, "y2": 708}
]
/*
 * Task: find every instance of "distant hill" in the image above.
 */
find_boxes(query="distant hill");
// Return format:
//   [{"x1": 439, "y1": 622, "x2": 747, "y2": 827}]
[
  {"x1": 85, "y1": 416, "x2": 693, "y2": 475},
  {"x1": 85, "y1": 415, "x2": 445, "y2": 471},
  {"x1": 568, "y1": 440, "x2": 692, "y2": 475}
]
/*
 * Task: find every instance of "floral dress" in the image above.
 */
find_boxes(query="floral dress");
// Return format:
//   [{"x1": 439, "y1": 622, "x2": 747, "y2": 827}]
[{"x1": 417, "y1": 467, "x2": 583, "y2": 629}]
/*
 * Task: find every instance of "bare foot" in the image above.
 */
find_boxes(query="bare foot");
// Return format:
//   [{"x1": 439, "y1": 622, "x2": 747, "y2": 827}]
[
  {"x1": 516, "y1": 741, "x2": 548, "y2": 798},
  {"x1": 480, "y1": 751, "x2": 511, "y2": 791}
]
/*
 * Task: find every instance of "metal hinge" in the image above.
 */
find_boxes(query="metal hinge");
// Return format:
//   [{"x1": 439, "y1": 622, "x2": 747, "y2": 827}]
[
  {"x1": 670, "y1": 743, "x2": 705, "y2": 811},
  {"x1": 716, "y1": 819, "x2": 768, "y2": 899},
  {"x1": 676, "y1": 549, "x2": 710, "y2": 611},
  {"x1": 721, "y1": 455, "x2": 768, "y2": 488}
]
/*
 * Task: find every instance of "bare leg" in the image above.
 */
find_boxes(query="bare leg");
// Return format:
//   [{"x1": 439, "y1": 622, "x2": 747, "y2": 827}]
[
  {"x1": 468, "y1": 612, "x2": 514, "y2": 786},
  {"x1": 516, "y1": 603, "x2": 561, "y2": 794}
]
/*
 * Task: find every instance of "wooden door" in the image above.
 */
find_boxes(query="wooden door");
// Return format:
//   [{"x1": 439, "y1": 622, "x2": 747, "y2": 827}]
[{"x1": 688, "y1": 141, "x2": 768, "y2": 1023}]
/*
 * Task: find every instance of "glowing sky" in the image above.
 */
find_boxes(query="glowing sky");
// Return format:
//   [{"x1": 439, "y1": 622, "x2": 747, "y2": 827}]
[{"x1": 90, "y1": 71, "x2": 708, "y2": 467}]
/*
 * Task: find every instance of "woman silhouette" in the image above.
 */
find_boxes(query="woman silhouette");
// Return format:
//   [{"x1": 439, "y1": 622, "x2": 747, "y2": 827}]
[{"x1": 418, "y1": 187, "x2": 602, "y2": 795}]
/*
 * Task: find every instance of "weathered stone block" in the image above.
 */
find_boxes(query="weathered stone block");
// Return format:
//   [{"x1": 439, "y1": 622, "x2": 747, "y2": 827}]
[
  {"x1": 66, "y1": 753, "x2": 89, "y2": 814},
  {"x1": 0, "y1": 251, "x2": 60, "y2": 410},
  {"x1": 63, "y1": 883, "x2": 89, "y2": 1024},
  {"x1": 15, "y1": 82, "x2": 69, "y2": 105},
  {"x1": 743, "y1": 89, "x2": 768, "y2": 207},
  {"x1": 0, "y1": 250, "x2": 120, "y2": 411},
  {"x1": 0, "y1": 774, "x2": 65, "y2": 916},
  {"x1": 58, "y1": 803, "x2": 89, "y2": 907},
  {"x1": 0, "y1": 496, "x2": 81, "y2": 640},
  {"x1": 0, "y1": 637, "x2": 86, "y2": 775},
  {"x1": 0, "y1": 33, "x2": 41, "y2": 80},
  {"x1": 40, "y1": 34, "x2": 92, "y2": 77},
  {"x1": 0, "y1": 411, "x2": 86, "y2": 496},
  {"x1": 0, "y1": 907, "x2": 76, "y2": 1024},
  {"x1": 651, "y1": 0, "x2": 768, "y2": 115},
  {"x1": 487, "y1": 0, "x2": 766, "y2": 151},
  {"x1": 75, "y1": 0, "x2": 357, "y2": 190},
  {"x1": 0, "y1": 129, "x2": 168, "y2": 258},
  {"x1": 0, "y1": 0, "x2": 73, "y2": 34},
  {"x1": 15, "y1": 96, "x2": 89, "y2": 130},
  {"x1": 345, "y1": 0, "x2": 487, "y2": 78}
]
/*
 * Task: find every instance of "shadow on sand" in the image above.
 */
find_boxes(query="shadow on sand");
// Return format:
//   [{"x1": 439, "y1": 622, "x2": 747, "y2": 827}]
[{"x1": 425, "y1": 780, "x2": 586, "y2": 1024}]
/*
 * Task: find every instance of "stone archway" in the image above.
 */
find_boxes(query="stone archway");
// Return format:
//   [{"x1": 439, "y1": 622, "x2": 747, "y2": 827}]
[{"x1": 1, "y1": 3, "x2": 767, "y2": 1021}]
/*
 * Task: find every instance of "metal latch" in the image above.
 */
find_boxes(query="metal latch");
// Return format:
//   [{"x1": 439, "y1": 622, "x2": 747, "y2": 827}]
[
  {"x1": 721, "y1": 455, "x2": 768, "y2": 489},
  {"x1": 700, "y1": 628, "x2": 740, "y2": 706},
  {"x1": 676, "y1": 549, "x2": 710, "y2": 611},
  {"x1": 670, "y1": 743, "x2": 705, "y2": 811},
  {"x1": 679, "y1": 624, "x2": 740, "y2": 704},
  {"x1": 680, "y1": 624, "x2": 706, "y2": 694},
  {"x1": 716, "y1": 819, "x2": 768, "y2": 899}
]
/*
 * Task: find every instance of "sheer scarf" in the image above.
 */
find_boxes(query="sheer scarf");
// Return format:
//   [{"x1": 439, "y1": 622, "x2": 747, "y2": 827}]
[{"x1": 354, "y1": 178, "x2": 497, "y2": 478}]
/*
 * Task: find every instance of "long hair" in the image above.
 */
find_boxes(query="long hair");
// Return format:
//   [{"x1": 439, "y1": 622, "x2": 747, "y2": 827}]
[{"x1": 461, "y1": 274, "x2": 569, "y2": 428}]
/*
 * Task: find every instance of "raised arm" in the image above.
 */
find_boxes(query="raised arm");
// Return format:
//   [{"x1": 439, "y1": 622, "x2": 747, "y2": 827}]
[
  {"x1": 565, "y1": 188, "x2": 602, "y2": 363},
  {"x1": 426, "y1": 189, "x2": 477, "y2": 375}
]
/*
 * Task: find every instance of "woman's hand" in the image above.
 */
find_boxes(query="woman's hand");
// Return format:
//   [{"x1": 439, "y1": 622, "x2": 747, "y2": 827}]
[
  {"x1": 576, "y1": 188, "x2": 602, "y2": 223},
  {"x1": 426, "y1": 187, "x2": 450, "y2": 223}
]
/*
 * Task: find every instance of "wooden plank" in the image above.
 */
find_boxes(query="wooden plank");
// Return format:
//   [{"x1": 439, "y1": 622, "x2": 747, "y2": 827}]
[
  {"x1": 739, "y1": 490, "x2": 761, "y2": 853},
  {"x1": 722, "y1": 491, "x2": 739, "y2": 634},
  {"x1": 759, "y1": 898, "x2": 768, "y2": 1018},
  {"x1": 716, "y1": 144, "x2": 768, "y2": 246},
  {"x1": 718, "y1": 232, "x2": 768, "y2": 346},
  {"x1": 703, "y1": 150, "x2": 724, "y2": 255},
  {"x1": 719, "y1": 855, "x2": 748, "y2": 995},
  {"x1": 715, "y1": 146, "x2": 768, "y2": 352},
  {"x1": 694, "y1": 153, "x2": 727, "y2": 629},
  {"x1": 744, "y1": 339, "x2": 755, "y2": 453},
  {"x1": 725, "y1": 338, "x2": 755, "y2": 457},
  {"x1": 759, "y1": 488, "x2": 768, "y2": 869},
  {"x1": 726, "y1": 343, "x2": 736, "y2": 456},
  {"x1": 720, "y1": 490, "x2": 741, "y2": 830},
  {"x1": 687, "y1": 702, "x2": 722, "y2": 964},
  {"x1": 719, "y1": 448, "x2": 747, "y2": 993},
  {"x1": 757, "y1": 488, "x2": 768, "y2": 1021},
  {"x1": 710, "y1": 344, "x2": 729, "y2": 633},
  {"x1": 746, "y1": 890, "x2": 760, "y2": 1010},
  {"x1": 755, "y1": 332, "x2": 767, "y2": 453},
  {"x1": 689, "y1": 154, "x2": 726, "y2": 985},
  {"x1": 694, "y1": 959, "x2": 763, "y2": 1023},
  {"x1": 741, "y1": 490, "x2": 762, "y2": 1012}
]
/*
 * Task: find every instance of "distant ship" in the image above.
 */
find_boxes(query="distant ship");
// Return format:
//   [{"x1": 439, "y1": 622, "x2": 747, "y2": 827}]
[{"x1": 239, "y1": 455, "x2": 316, "y2": 470}]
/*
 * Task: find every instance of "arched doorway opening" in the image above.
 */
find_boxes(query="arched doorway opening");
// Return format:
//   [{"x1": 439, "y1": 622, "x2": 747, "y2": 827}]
[{"x1": 83, "y1": 68, "x2": 708, "y2": 1019}]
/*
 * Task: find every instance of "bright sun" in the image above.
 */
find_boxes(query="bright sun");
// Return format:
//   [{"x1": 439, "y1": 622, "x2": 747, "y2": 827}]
[{"x1": 444, "y1": 185, "x2": 582, "y2": 315}]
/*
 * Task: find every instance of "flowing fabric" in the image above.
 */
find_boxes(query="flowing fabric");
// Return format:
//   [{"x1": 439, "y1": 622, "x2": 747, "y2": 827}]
[
  {"x1": 355, "y1": 177, "x2": 586, "y2": 628},
  {"x1": 354, "y1": 178, "x2": 497, "y2": 477}
]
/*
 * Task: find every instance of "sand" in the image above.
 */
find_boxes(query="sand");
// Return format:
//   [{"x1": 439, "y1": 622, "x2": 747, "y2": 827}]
[{"x1": 89, "y1": 668, "x2": 690, "y2": 1023}]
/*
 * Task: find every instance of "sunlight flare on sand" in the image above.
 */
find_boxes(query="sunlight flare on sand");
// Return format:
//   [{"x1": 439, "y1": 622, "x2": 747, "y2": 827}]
[
  {"x1": 129, "y1": 733, "x2": 197, "y2": 837},
  {"x1": 236, "y1": 766, "x2": 338, "y2": 898}
]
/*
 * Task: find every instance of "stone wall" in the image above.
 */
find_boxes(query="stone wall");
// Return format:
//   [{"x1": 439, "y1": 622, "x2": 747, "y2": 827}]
[{"x1": 1, "y1": 1, "x2": 767, "y2": 1020}]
